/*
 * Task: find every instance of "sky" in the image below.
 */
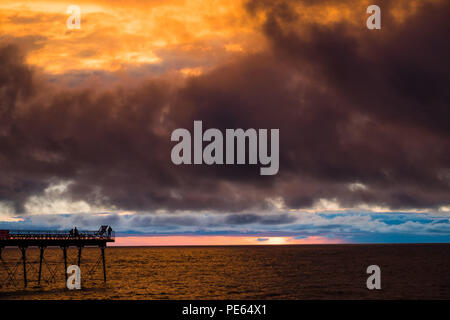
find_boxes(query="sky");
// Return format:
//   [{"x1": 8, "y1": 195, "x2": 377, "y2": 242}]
[{"x1": 0, "y1": 0, "x2": 449, "y2": 245}]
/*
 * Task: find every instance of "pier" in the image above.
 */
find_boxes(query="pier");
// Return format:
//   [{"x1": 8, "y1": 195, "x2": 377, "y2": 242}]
[{"x1": 0, "y1": 226, "x2": 114, "y2": 288}]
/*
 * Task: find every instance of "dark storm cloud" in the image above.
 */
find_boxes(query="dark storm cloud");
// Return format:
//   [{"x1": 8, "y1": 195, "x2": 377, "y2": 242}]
[
  {"x1": 127, "y1": 213, "x2": 297, "y2": 228},
  {"x1": 225, "y1": 213, "x2": 296, "y2": 225},
  {"x1": 225, "y1": 214, "x2": 261, "y2": 225},
  {"x1": 130, "y1": 214, "x2": 201, "y2": 227},
  {"x1": 1, "y1": 0, "x2": 450, "y2": 215},
  {"x1": 244, "y1": 0, "x2": 450, "y2": 209}
]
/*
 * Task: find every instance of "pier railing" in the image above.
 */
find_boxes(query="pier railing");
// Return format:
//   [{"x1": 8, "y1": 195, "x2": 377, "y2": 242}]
[{"x1": 0, "y1": 229, "x2": 115, "y2": 240}]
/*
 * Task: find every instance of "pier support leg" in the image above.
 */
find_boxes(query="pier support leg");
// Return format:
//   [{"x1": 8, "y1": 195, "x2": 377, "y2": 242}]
[
  {"x1": 38, "y1": 246, "x2": 45, "y2": 286},
  {"x1": 20, "y1": 247, "x2": 27, "y2": 288},
  {"x1": 78, "y1": 246, "x2": 82, "y2": 267},
  {"x1": 62, "y1": 246, "x2": 67, "y2": 282},
  {"x1": 101, "y1": 246, "x2": 106, "y2": 283},
  {"x1": 0, "y1": 247, "x2": 2, "y2": 260}
]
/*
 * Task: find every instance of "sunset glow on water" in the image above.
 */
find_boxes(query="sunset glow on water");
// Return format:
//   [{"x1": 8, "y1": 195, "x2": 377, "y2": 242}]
[{"x1": 111, "y1": 235, "x2": 346, "y2": 246}]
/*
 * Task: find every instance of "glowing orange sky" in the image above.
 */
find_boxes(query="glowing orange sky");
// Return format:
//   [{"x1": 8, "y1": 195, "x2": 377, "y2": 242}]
[
  {"x1": 0, "y1": 0, "x2": 263, "y2": 74},
  {"x1": 0, "y1": 0, "x2": 429, "y2": 75},
  {"x1": 112, "y1": 235, "x2": 345, "y2": 246}
]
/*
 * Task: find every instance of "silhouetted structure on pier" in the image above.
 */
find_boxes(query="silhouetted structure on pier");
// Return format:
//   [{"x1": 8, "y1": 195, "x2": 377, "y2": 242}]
[{"x1": 0, "y1": 226, "x2": 114, "y2": 288}]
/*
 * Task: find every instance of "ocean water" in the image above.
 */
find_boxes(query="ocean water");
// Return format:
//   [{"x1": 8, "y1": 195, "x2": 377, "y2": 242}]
[{"x1": 0, "y1": 244, "x2": 449, "y2": 299}]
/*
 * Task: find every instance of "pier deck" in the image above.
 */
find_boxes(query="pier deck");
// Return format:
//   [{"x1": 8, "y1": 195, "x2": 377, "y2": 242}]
[
  {"x1": 0, "y1": 230, "x2": 115, "y2": 247},
  {"x1": 0, "y1": 228, "x2": 115, "y2": 287}
]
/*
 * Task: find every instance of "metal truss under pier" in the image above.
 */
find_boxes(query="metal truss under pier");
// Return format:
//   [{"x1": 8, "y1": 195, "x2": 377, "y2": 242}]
[{"x1": 0, "y1": 227, "x2": 115, "y2": 288}]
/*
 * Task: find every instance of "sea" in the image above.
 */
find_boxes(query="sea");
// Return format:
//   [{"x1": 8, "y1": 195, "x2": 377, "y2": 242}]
[{"x1": 0, "y1": 244, "x2": 449, "y2": 299}]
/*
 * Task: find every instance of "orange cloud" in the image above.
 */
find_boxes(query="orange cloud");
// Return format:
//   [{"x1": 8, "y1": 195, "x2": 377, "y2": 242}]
[
  {"x1": 0, "y1": 0, "x2": 262, "y2": 74},
  {"x1": 1, "y1": 0, "x2": 438, "y2": 75}
]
